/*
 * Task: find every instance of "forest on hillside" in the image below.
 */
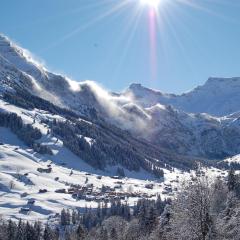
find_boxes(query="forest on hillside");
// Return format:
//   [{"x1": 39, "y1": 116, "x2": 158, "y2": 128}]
[{"x1": 1, "y1": 169, "x2": 240, "y2": 240}]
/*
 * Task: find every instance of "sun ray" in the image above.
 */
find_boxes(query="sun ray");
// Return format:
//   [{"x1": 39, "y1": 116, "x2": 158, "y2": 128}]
[
  {"x1": 38, "y1": 0, "x2": 239, "y2": 85},
  {"x1": 140, "y1": 0, "x2": 162, "y2": 9},
  {"x1": 109, "y1": 7, "x2": 144, "y2": 80},
  {"x1": 148, "y1": 8, "x2": 158, "y2": 81},
  {"x1": 41, "y1": 0, "x2": 130, "y2": 52}
]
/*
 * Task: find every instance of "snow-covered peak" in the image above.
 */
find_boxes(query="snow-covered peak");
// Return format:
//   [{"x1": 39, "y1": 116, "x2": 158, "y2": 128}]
[
  {"x1": 173, "y1": 77, "x2": 240, "y2": 116},
  {"x1": 124, "y1": 83, "x2": 174, "y2": 109},
  {"x1": 188, "y1": 77, "x2": 240, "y2": 96},
  {"x1": 0, "y1": 34, "x2": 47, "y2": 81},
  {"x1": 127, "y1": 83, "x2": 165, "y2": 97},
  {"x1": 123, "y1": 77, "x2": 240, "y2": 117},
  {"x1": 0, "y1": 34, "x2": 12, "y2": 47},
  {"x1": 205, "y1": 76, "x2": 240, "y2": 85}
]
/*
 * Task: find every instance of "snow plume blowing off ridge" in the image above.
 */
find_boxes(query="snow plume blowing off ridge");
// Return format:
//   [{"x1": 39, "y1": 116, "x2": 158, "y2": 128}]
[
  {"x1": 0, "y1": 34, "x2": 150, "y2": 132},
  {"x1": 77, "y1": 80, "x2": 151, "y2": 132},
  {"x1": 0, "y1": 33, "x2": 47, "y2": 71}
]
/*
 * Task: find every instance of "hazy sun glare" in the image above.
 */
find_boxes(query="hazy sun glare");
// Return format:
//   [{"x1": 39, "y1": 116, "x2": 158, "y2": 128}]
[{"x1": 140, "y1": 0, "x2": 161, "y2": 9}]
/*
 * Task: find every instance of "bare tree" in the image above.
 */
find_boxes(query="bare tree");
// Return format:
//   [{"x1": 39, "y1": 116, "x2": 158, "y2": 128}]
[{"x1": 9, "y1": 180, "x2": 15, "y2": 190}]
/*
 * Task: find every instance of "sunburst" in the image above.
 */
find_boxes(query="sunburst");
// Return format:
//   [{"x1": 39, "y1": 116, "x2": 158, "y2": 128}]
[{"x1": 140, "y1": 0, "x2": 162, "y2": 10}]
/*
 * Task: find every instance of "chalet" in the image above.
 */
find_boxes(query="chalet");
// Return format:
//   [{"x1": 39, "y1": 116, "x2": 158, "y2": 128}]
[
  {"x1": 86, "y1": 183, "x2": 93, "y2": 188},
  {"x1": 164, "y1": 183, "x2": 172, "y2": 187},
  {"x1": 85, "y1": 195, "x2": 95, "y2": 201},
  {"x1": 95, "y1": 196, "x2": 105, "y2": 202},
  {"x1": 37, "y1": 167, "x2": 52, "y2": 173},
  {"x1": 164, "y1": 186, "x2": 172, "y2": 192},
  {"x1": 111, "y1": 176, "x2": 121, "y2": 179},
  {"x1": 27, "y1": 199, "x2": 35, "y2": 205},
  {"x1": 55, "y1": 188, "x2": 66, "y2": 193},
  {"x1": 68, "y1": 188, "x2": 76, "y2": 194},
  {"x1": 39, "y1": 189, "x2": 47, "y2": 193},
  {"x1": 145, "y1": 184, "x2": 154, "y2": 189},
  {"x1": 162, "y1": 191, "x2": 168, "y2": 195},
  {"x1": 20, "y1": 207, "x2": 30, "y2": 214},
  {"x1": 115, "y1": 181, "x2": 123, "y2": 185},
  {"x1": 21, "y1": 192, "x2": 28, "y2": 198}
]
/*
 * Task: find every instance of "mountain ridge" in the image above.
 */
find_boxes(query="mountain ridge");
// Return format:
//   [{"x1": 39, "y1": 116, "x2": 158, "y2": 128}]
[{"x1": 1, "y1": 33, "x2": 240, "y2": 168}]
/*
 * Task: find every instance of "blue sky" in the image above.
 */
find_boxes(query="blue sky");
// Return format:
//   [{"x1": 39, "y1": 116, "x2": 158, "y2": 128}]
[{"x1": 1, "y1": 0, "x2": 240, "y2": 93}]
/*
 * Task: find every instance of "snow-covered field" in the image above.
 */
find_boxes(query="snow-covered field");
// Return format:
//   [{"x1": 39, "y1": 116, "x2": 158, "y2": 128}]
[
  {"x1": 0, "y1": 126, "x2": 180, "y2": 223},
  {"x1": 0, "y1": 100, "x2": 174, "y2": 222},
  {"x1": 0, "y1": 99, "x2": 229, "y2": 223}
]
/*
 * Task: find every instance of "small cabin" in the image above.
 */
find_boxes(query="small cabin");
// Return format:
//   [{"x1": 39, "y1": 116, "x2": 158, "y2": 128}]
[
  {"x1": 21, "y1": 192, "x2": 28, "y2": 198},
  {"x1": 111, "y1": 176, "x2": 121, "y2": 179},
  {"x1": 68, "y1": 188, "x2": 76, "y2": 194},
  {"x1": 55, "y1": 188, "x2": 66, "y2": 193},
  {"x1": 27, "y1": 199, "x2": 35, "y2": 205},
  {"x1": 39, "y1": 189, "x2": 47, "y2": 193},
  {"x1": 20, "y1": 207, "x2": 30, "y2": 214},
  {"x1": 37, "y1": 168, "x2": 52, "y2": 173},
  {"x1": 145, "y1": 184, "x2": 154, "y2": 189}
]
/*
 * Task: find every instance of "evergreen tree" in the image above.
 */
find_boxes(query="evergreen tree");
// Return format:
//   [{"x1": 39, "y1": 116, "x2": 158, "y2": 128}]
[
  {"x1": 99, "y1": 227, "x2": 108, "y2": 240},
  {"x1": 16, "y1": 219, "x2": 24, "y2": 240},
  {"x1": 24, "y1": 222, "x2": 35, "y2": 240},
  {"x1": 228, "y1": 168, "x2": 237, "y2": 192},
  {"x1": 33, "y1": 222, "x2": 42, "y2": 240},
  {"x1": 61, "y1": 209, "x2": 68, "y2": 226},
  {"x1": 76, "y1": 224, "x2": 86, "y2": 240},
  {"x1": 7, "y1": 220, "x2": 16, "y2": 240},
  {"x1": 110, "y1": 227, "x2": 118, "y2": 240},
  {"x1": 43, "y1": 225, "x2": 54, "y2": 240},
  {"x1": 72, "y1": 210, "x2": 77, "y2": 225}
]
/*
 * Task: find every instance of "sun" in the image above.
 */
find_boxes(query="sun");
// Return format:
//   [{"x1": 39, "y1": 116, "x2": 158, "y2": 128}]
[{"x1": 140, "y1": 0, "x2": 161, "y2": 9}]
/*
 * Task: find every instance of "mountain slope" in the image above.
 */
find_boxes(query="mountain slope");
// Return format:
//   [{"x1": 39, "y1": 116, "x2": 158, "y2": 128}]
[
  {"x1": 1, "y1": 33, "x2": 240, "y2": 168},
  {"x1": 124, "y1": 78, "x2": 240, "y2": 117}
]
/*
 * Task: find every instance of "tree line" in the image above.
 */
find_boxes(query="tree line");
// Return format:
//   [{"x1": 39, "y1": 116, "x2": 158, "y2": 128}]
[
  {"x1": 0, "y1": 111, "x2": 52, "y2": 155},
  {"x1": 1, "y1": 169, "x2": 240, "y2": 239},
  {"x1": 55, "y1": 169, "x2": 240, "y2": 240}
]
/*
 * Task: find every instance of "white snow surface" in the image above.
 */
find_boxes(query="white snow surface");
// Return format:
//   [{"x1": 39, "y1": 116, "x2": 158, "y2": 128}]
[
  {"x1": 0, "y1": 124, "x2": 227, "y2": 223},
  {"x1": 0, "y1": 99, "x2": 227, "y2": 224},
  {"x1": 0, "y1": 99, "x2": 184, "y2": 222},
  {"x1": 0, "y1": 33, "x2": 239, "y2": 223},
  {"x1": 124, "y1": 79, "x2": 240, "y2": 117}
]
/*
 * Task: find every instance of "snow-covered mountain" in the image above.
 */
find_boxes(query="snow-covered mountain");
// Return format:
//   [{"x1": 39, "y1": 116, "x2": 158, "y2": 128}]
[
  {"x1": 124, "y1": 77, "x2": 240, "y2": 117},
  {"x1": 1, "y1": 33, "x2": 240, "y2": 162},
  {"x1": 1, "y1": 33, "x2": 240, "y2": 222},
  {"x1": 1, "y1": 34, "x2": 190, "y2": 173}
]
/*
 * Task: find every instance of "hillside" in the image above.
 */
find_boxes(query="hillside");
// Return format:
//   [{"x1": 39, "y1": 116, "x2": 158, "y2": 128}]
[
  {"x1": 124, "y1": 78, "x2": 240, "y2": 116},
  {"x1": 0, "y1": 33, "x2": 239, "y2": 221}
]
